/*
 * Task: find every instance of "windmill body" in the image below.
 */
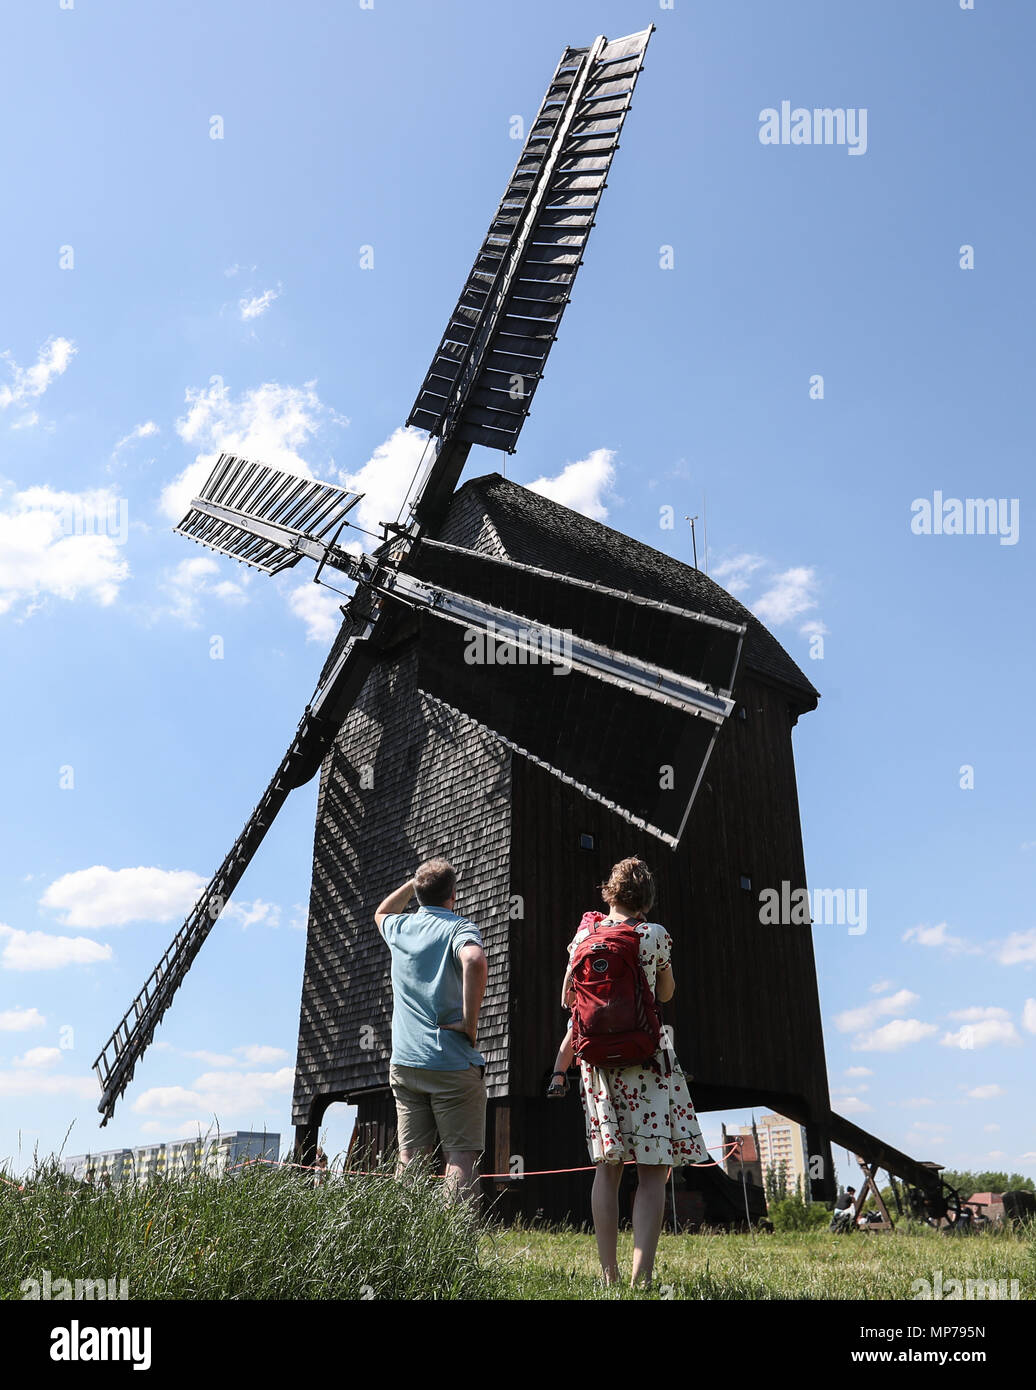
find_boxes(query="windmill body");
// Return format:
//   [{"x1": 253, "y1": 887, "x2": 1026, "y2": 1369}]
[
  {"x1": 294, "y1": 473, "x2": 838, "y2": 1221},
  {"x1": 93, "y1": 28, "x2": 953, "y2": 1226}
]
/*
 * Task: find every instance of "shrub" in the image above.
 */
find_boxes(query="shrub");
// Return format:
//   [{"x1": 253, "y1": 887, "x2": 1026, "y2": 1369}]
[{"x1": 768, "y1": 1196, "x2": 831, "y2": 1232}]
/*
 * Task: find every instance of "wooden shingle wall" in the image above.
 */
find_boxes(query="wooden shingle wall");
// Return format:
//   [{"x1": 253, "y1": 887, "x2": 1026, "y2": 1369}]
[{"x1": 292, "y1": 648, "x2": 512, "y2": 1126}]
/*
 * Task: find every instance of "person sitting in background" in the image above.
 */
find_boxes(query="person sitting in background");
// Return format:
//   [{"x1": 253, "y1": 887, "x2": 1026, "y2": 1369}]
[{"x1": 830, "y1": 1185, "x2": 856, "y2": 1231}]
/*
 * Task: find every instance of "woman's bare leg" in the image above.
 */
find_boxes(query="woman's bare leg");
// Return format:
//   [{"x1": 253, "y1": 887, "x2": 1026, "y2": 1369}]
[
  {"x1": 631, "y1": 1164, "x2": 669, "y2": 1287},
  {"x1": 591, "y1": 1162, "x2": 624, "y2": 1283}
]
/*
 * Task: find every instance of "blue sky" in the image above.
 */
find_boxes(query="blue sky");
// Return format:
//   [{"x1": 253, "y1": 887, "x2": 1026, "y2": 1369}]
[{"x1": 1, "y1": 0, "x2": 1033, "y2": 1188}]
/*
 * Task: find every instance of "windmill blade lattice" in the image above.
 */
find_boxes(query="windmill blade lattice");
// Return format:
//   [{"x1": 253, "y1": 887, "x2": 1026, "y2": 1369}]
[
  {"x1": 174, "y1": 453, "x2": 363, "y2": 574},
  {"x1": 405, "y1": 27, "x2": 653, "y2": 522}
]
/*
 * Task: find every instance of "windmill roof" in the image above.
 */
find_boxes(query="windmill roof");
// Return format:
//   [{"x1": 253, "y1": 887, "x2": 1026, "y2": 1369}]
[{"x1": 442, "y1": 474, "x2": 819, "y2": 709}]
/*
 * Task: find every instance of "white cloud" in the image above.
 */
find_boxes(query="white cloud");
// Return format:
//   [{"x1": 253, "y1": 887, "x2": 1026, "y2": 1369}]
[
  {"x1": 40, "y1": 866, "x2": 207, "y2": 929},
  {"x1": 869, "y1": 980, "x2": 894, "y2": 995},
  {"x1": 711, "y1": 554, "x2": 765, "y2": 595},
  {"x1": 42, "y1": 869, "x2": 280, "y2": 935},
  {"x1": 947, "y1": 1006, "x2": 1011, "y2": 1022},
  {"x1": 0, "y1": 337, "x2": 76, "y2": 413},
  {"x1": 834, "y1": 988, "x2": 919, "y2": 1034},
  {"x1": 0, "y1": 924, "x2": 112, "y2": 971},
  {"x1": 111, "y1": 420, "x2": 159, "y2": 460},
  {"x1": 851, "y1": 1018, "x2": 938, "y2": 1052},
  {"x1": 941, "y1": 1019, "x2": 1020, "y2": 1049},
  {"x1": 0, "y1": 485, "x2": 130, "y2": 617},
  {"x1": 129, "y1": 1084, "x2": 200, "y2": 1113},
  {"x1": 0, "y1": 1006, "x2": 46, "y2": 1032},
  {"x1": 751, "y1": 566, "x2": 819, "y2": 627},
  {"x1": 845, "y1": 1065, "x2": 873, "y2": 1077},
  {"x1": 902, "y1": 921, "x2": 980, "y2": 955},
  {"x1": 995, "y1": 929, "x2": 1036, "y2": 966},
  {"x1": 184, "y1": 1051, "x2": 237, "y2": 1068},
  {"x1": 239, "y1": 287, "x2": 280, "y2": 321},
  {"x1": 966, "y1": 1084, "x2": 1006, "y2": 1100},
  {"x1": 0, "y1": 1070, "x2": 98, "y2": 1099},
  {"x1": 223, "y1": 899, "x2": 281, "y2": 931},
  {"x1": 132, "y1": 1065, "x2": 294, "y2": 1117},
  {"x1": 898, "y1": 1096, "x2": 935, "y2": 1107},
  {"x1": 832, "y1": 1095, "x2": 871, "y2": 1114},
  {"x1": 339, "y1": 425, "x2": 429, "y2": 546},
  {"x1": 140, "y1": 1118, "x2": 226, "y2": 1138},
  {"x1": 1023, "y1": 998, "x2": 1036, "y2": 1034},
  {"x1": 288, "y1": 581, "x2": 343, "y2": 643},
  {"x1": 527, "y1": 448, "x2": 616, "y2": 521},
  {"x1": 235, "y1": 1044, "x2": 289, "y2": 1065},
  {"x1": 163, "y1": 554, "x2": 250, "y2": 625},
  {"x1": 14, "y1": 1046, "x2": 62, "y2": 1068},
  {"x1": 984, "y1": 1123, "x2": 1000, "y2": 1132},
  {"x1": 184, "y1": 1043, "x2": 288, "y2": 1067},
  {"x1": 160, "y1": 379, "x2": 347, "y2": 524}
]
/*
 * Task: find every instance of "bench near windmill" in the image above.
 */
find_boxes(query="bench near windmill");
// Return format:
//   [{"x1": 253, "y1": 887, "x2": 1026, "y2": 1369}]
[{"x1": 93, "y1": 28, "x2": 956, "y2": 1229}]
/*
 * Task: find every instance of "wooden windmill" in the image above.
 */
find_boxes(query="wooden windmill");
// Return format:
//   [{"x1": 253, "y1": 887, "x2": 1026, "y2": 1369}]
[{"x1": 93, "y1": 27, "x2": 951, "y2": 1225}]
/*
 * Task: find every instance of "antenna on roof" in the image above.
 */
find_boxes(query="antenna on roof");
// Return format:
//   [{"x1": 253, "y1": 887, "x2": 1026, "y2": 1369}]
[
  {"x1": 703, "y1": 492, "x2": 709, "y2": 575},
  {"x1": 684, "y1": 514, "x2": 699, "y2": 569}
]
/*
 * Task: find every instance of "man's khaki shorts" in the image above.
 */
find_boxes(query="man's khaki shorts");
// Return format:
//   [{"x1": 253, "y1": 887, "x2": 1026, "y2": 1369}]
[{"x1": 389, "y1": 1062, "x2": 487, "y2": 1154}]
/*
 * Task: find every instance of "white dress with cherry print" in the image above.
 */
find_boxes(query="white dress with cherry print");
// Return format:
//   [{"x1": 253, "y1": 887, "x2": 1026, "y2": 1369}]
[{"x1": 567, "y1": 917, "x2": 710, "y2": 1167}]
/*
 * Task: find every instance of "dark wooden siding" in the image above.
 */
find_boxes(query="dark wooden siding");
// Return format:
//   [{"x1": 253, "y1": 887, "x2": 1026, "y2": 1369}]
[
  {"x1": 509, "y1": 673, "x2": 830, "y2": 1117},
  {"x1": 503, "y1": 673, "x2": 832, "y2": 1222},
  {"x1": 292, "y1": 647, "x2": 512, "y2": 1125}
]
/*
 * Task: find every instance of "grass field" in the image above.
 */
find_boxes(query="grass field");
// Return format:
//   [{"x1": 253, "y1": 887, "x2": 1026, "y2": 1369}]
[
  {"x1": 2, "y1": 1162, "x2": 1033, "y2": 1301},
  {"x1": 484, "y1": 1223, "x2": 1035, "y2": 1300}
]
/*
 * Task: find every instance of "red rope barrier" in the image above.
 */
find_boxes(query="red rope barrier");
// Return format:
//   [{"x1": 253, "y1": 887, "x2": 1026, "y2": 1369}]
[{"x1": 229, "y1": 1138, "x2": 744, "y2": 1181}]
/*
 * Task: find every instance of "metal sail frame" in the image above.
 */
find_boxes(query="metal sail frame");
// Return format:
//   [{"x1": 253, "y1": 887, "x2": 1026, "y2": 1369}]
[
  {"x1": 93, "y1": 27, "x2": 679, "y2": 1126},
  {"x1": 404, "y1": 26, "x2": 654, "y2": 526}
]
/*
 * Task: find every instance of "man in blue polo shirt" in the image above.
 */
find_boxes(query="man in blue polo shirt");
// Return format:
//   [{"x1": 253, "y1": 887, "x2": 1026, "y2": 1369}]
[{"x1": 375, "y1": 858, "x2": 488, "y2": 1201}]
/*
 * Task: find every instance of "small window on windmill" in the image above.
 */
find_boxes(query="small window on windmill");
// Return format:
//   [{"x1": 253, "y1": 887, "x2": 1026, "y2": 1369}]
[
  {"x1": 739, "y1": 874, "x2": 752, "y2": 892},
  {"x1": 738, "y1": 705, "x2": 748, "y2": 721},
  {"x1": 579, "y1": 833, "x2": 595, "y2": 851}
]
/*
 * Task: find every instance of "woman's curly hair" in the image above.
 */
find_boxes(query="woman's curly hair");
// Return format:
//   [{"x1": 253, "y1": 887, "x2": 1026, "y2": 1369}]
[{"x1": 599, "y1": 856, "x2": 656, "y2": 916}]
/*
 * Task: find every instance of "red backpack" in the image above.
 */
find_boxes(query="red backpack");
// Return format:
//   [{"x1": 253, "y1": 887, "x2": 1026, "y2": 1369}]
[{"x1": 569, "y1": 911, "x2": 663, "y2": 1068}]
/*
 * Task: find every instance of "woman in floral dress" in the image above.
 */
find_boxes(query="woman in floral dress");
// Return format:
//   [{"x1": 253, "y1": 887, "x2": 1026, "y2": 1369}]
[{"x1": 549, "y1": 857, "x2": 709, "y2": 1287}]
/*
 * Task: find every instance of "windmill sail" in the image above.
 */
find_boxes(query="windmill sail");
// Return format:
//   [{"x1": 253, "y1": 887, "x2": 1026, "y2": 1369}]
[
  {"x1": 92, "y1": 636, "x2": 377, "y2": 1125},
  {"x1": 408, "y1": 538, "x2": 744, "y2": 695},
  {"x1": 174, "y1": 453, "x2": 362, "y2": 574},
  {"x1": 376, "y1": 548, "x2": 744, "y2": 845},
  {"x1": 94, "y1": 30, "x2": 660, "y2": 1123},
  {"x1": 406, "y1": 27, "x2": 653, "y2": 520}
]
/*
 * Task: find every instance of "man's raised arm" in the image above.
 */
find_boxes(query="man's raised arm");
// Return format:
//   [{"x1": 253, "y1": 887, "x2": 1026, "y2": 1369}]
[{"x1": 374, "y1": 877, "x2": 416, "y2": 931}]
